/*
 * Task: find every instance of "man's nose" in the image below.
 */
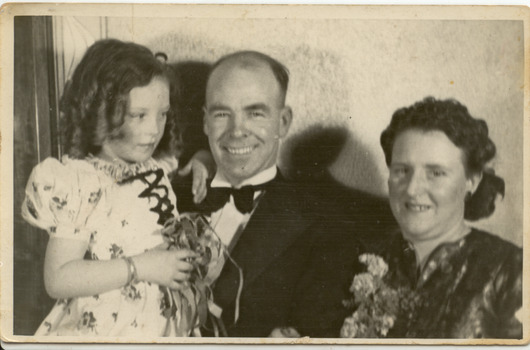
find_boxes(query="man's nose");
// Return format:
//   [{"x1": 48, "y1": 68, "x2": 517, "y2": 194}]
[
  {"x1": 229, "y1": 113, "x2": 248, "y2": 138},
  {"x1": 405, "y1": 171, "x2": 426, "y2": 197}
]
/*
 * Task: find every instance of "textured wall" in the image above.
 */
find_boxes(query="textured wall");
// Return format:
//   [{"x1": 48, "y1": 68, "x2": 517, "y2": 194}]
[{"x1": 106, "y1": 18, "x2": 524, "y2": 245}]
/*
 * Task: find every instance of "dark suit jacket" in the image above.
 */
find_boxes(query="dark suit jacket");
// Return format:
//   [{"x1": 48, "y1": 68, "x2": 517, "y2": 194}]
[{"x1": 173, "y1": 174, "x2": 396, "y2": 337}]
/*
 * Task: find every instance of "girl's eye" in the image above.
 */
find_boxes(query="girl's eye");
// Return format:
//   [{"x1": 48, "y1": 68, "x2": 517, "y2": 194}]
[{"x1": 130, "y1": 113, "x2": 145, "y2": 119}]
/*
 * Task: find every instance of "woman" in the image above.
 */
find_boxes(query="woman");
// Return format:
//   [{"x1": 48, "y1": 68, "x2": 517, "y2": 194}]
[{"x1": 377, "y1": 97, "x2": 522, "y2": 338}]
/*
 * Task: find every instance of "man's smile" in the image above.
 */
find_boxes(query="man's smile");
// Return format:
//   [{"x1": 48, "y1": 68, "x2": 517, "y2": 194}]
[{"x1": 225, "y1": 145, "x2": 257, "y2": 155}]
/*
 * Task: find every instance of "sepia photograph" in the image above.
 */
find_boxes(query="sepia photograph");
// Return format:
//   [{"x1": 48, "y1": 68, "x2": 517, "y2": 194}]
[{"x1": 0, "y1": 3, "x2": 528, "y2": 346}]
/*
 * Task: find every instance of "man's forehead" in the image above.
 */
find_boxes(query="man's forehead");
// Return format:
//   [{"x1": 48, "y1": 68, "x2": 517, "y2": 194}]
[
  {"x1": 209, "y1": 58, "x2": 273, "y2": 84},
  {"x1": 205, "y1": 61, "x2": 281, "y2": 102}
]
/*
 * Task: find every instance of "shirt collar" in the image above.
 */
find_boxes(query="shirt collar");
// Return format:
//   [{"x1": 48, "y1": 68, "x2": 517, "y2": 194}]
[{"x1": 211, "y1": 166, "x2": 277, "y2": 189}]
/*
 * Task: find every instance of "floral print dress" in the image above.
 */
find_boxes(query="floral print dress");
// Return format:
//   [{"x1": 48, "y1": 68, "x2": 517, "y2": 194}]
[{"x1": 21, "y1": 155, "x2": 181, "y2": 337}]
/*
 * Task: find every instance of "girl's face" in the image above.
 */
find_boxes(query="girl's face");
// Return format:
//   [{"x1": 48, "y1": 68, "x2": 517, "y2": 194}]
[
  {"x1": 388, "y1": 129, "x2": 478, "y2": 244},
  {"x1": 100, "y1": 76, "x2": 170, "y2": 164}
]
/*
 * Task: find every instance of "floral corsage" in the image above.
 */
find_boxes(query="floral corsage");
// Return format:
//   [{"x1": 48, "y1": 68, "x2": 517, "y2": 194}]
[
  {"x1": 340, "y1": 254, "x2": 420, "y2": 338},
  {"x1": 158, "y1": 213, "x2": 234, "y2": 337}
]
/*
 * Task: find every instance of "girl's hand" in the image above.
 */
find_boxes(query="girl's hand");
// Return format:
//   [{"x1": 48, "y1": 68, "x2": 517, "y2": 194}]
[
  {"x1": 177, "y1": 150, "x2": 215, "y2": 204},
  {"x1": 133, "y1": 249, "x2": 198, "y2": 290}
]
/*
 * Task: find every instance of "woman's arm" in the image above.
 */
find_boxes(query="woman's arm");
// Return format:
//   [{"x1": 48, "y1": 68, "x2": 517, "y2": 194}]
[
  {"x1": 44, "y1": 237, "x2": 197, "y2": 299},
  {"x1": 491, "y1": 248, "x2": 523, "y2": 339}
]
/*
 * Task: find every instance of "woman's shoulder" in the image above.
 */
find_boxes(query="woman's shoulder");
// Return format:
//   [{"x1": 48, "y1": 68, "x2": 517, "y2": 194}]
[
  {"x1": 464, "y1": 228, "x2": 522, "y2": 277},
  {"x1": 466, "y1": 228, "x2": 522, "y2": 257}
]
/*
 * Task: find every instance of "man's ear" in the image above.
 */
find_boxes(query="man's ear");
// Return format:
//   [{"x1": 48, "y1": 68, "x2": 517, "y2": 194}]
[
  {"x1": 466, "y1": 171, "x2": 483, "y2": 195},
  {"x1": 202, "y1": 106, "x2": 209, "y2": 136},
  {"x1": 278, "y1": 106, "x2": 293, "y2": 138}
]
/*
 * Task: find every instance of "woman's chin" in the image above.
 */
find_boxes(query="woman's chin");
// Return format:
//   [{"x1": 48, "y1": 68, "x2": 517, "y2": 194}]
[{"x1": 399, "y1": 223, "x2": 435, "y2": 242}]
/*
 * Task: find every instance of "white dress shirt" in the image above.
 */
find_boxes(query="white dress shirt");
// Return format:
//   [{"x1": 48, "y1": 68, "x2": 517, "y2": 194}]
[{"x1": 209, "y1": 166, "x2": 277, "y2": 250}]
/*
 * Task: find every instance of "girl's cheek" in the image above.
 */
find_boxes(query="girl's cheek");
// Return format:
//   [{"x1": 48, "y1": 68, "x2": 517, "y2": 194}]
[{"x1": 389, "y1": 178, "x2": 405, "y2": 193}]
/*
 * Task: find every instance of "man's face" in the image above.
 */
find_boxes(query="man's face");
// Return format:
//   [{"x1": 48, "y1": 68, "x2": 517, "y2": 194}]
[{"x1": 204, "y1": 62, "x2": 292, "y2": 187}]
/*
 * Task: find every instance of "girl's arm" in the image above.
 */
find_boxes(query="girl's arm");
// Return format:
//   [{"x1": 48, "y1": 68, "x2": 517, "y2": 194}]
[
  {"x1": 177, "y1": 149, "x2": 216, "y2": 204},
  {"x1": 44, "y1": 237, "x2": 197, "y2": 299}
]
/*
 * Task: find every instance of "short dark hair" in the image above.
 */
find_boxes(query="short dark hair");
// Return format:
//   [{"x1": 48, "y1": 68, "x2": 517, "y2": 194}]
[
  {"x1": 380, "y1": 97, "x2": 504, "y2": 220},
  {"x1": 208, "y1": 50, "x2": 290, "y2": 104},
  {"x1": 61, "y1": 39, "x2": 179, "y2": 159}
]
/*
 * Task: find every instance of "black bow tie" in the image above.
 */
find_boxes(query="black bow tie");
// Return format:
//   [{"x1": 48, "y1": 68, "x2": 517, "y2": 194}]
[{"x1": 200, "y1": 182, "x2": 272, "y2": 214}]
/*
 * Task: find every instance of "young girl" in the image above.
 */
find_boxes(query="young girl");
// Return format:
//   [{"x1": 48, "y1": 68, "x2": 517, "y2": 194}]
[{"x1": 21, "y1": 39, "x2": 206, "y2": 337}]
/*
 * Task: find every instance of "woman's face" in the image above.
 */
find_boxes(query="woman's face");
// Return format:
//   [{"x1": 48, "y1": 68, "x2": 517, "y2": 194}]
[
  {"x1": 99, "y1": 76, "x2": 170, "y2": 164},
  {"x1": 388, "y1": 129, "x2": 477, "y2": 244}
]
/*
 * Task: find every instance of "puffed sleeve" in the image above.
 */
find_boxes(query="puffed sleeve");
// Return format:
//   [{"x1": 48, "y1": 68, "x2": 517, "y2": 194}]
[{"x1": 21, "y1": 157, "x2": 105, "y2": 242}]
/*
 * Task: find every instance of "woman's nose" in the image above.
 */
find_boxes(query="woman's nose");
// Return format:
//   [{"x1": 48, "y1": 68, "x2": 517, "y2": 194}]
[{"x1": 405, "y1": 172, "x2": 426, "y2": 197}]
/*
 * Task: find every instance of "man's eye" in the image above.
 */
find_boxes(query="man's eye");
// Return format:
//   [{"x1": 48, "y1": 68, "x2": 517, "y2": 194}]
[
  {"x1": 429, "y1": 169, "x2": 446, "y2": 177},
  {"x1": 213, "y1": 112, "x2": 229, "y2": 118},
  {"x1": 250, "y1": 111, "x2": 265, "y2": 118},
  {"x1": 391, "y1": 167, "x2": 408, "y2": 176}
]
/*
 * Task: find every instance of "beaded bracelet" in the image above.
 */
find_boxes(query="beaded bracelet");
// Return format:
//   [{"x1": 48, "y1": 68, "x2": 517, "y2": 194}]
[{"x1": 123, "y1": 256, "x2": 139, "y2": 286}]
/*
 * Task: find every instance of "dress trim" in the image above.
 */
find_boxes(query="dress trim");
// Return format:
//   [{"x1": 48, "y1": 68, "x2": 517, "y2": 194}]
[{"x1": 79, "y1": 155, "x2": 161, "y2": 182}]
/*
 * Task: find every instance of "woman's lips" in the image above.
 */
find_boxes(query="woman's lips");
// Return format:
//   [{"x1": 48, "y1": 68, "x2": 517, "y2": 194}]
[{"x1": 405, "y1": 203, "x2": 432, "y2": 212}]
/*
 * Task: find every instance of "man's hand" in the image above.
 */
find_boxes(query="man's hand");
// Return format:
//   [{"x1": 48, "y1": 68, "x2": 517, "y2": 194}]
[
  {"x1": 269, "y1": 327, "x2": 301, "y2": 338},
  {"x1": 178, "y1": 150, "x2": 216, "y2": 204}
]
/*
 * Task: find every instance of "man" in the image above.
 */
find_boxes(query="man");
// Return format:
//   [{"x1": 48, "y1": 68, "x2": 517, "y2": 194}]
[{"x1": 174, "y1": 51, "x2": 392, "y2": 337}]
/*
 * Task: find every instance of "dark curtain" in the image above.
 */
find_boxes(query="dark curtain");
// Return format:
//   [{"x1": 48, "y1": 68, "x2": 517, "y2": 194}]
[{"x1": 13, "y1": 16, "x2": 59, "y2": 335}]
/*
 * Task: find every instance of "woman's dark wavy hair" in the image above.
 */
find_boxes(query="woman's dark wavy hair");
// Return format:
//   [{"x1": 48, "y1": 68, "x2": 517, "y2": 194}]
[
  {"x1": 61, "y1": 39, "x2": 180, "y2": 159},
  {"x1": 380, "y1": 97, "x2": 505, "y2": 221}
]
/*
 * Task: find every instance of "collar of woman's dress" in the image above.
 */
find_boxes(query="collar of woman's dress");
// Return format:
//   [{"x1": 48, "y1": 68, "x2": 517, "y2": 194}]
[{"x1": 394, "y1": 230, "x2": 472, "y2": 289}]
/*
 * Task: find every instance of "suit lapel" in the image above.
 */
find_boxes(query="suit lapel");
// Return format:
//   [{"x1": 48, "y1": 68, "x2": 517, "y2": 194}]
[{"x1": 214, "y1": 179, "x2": 313, "y2": 308}]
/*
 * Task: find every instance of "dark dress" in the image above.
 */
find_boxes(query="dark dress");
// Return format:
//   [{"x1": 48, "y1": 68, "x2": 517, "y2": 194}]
[{"x1": 383, "y1": 228, "x2": 522, "y2": 339}]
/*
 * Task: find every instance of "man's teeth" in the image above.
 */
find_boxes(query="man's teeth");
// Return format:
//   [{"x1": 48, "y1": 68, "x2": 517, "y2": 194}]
[
  {"x1": 407, "y1": 204, "x2": 430, "y2": 211},
  {"x1": 227, "y1": 146, "x2": 254, "y2": 155}
]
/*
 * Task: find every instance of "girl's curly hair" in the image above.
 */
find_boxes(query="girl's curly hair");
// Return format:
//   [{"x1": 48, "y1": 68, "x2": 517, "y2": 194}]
[
  {"x1": 380, "y1": 97, "x2": 504, "y2": 221},
  {"x1": 61, "y1": 39, "x2": 180, "y2": 159}
]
